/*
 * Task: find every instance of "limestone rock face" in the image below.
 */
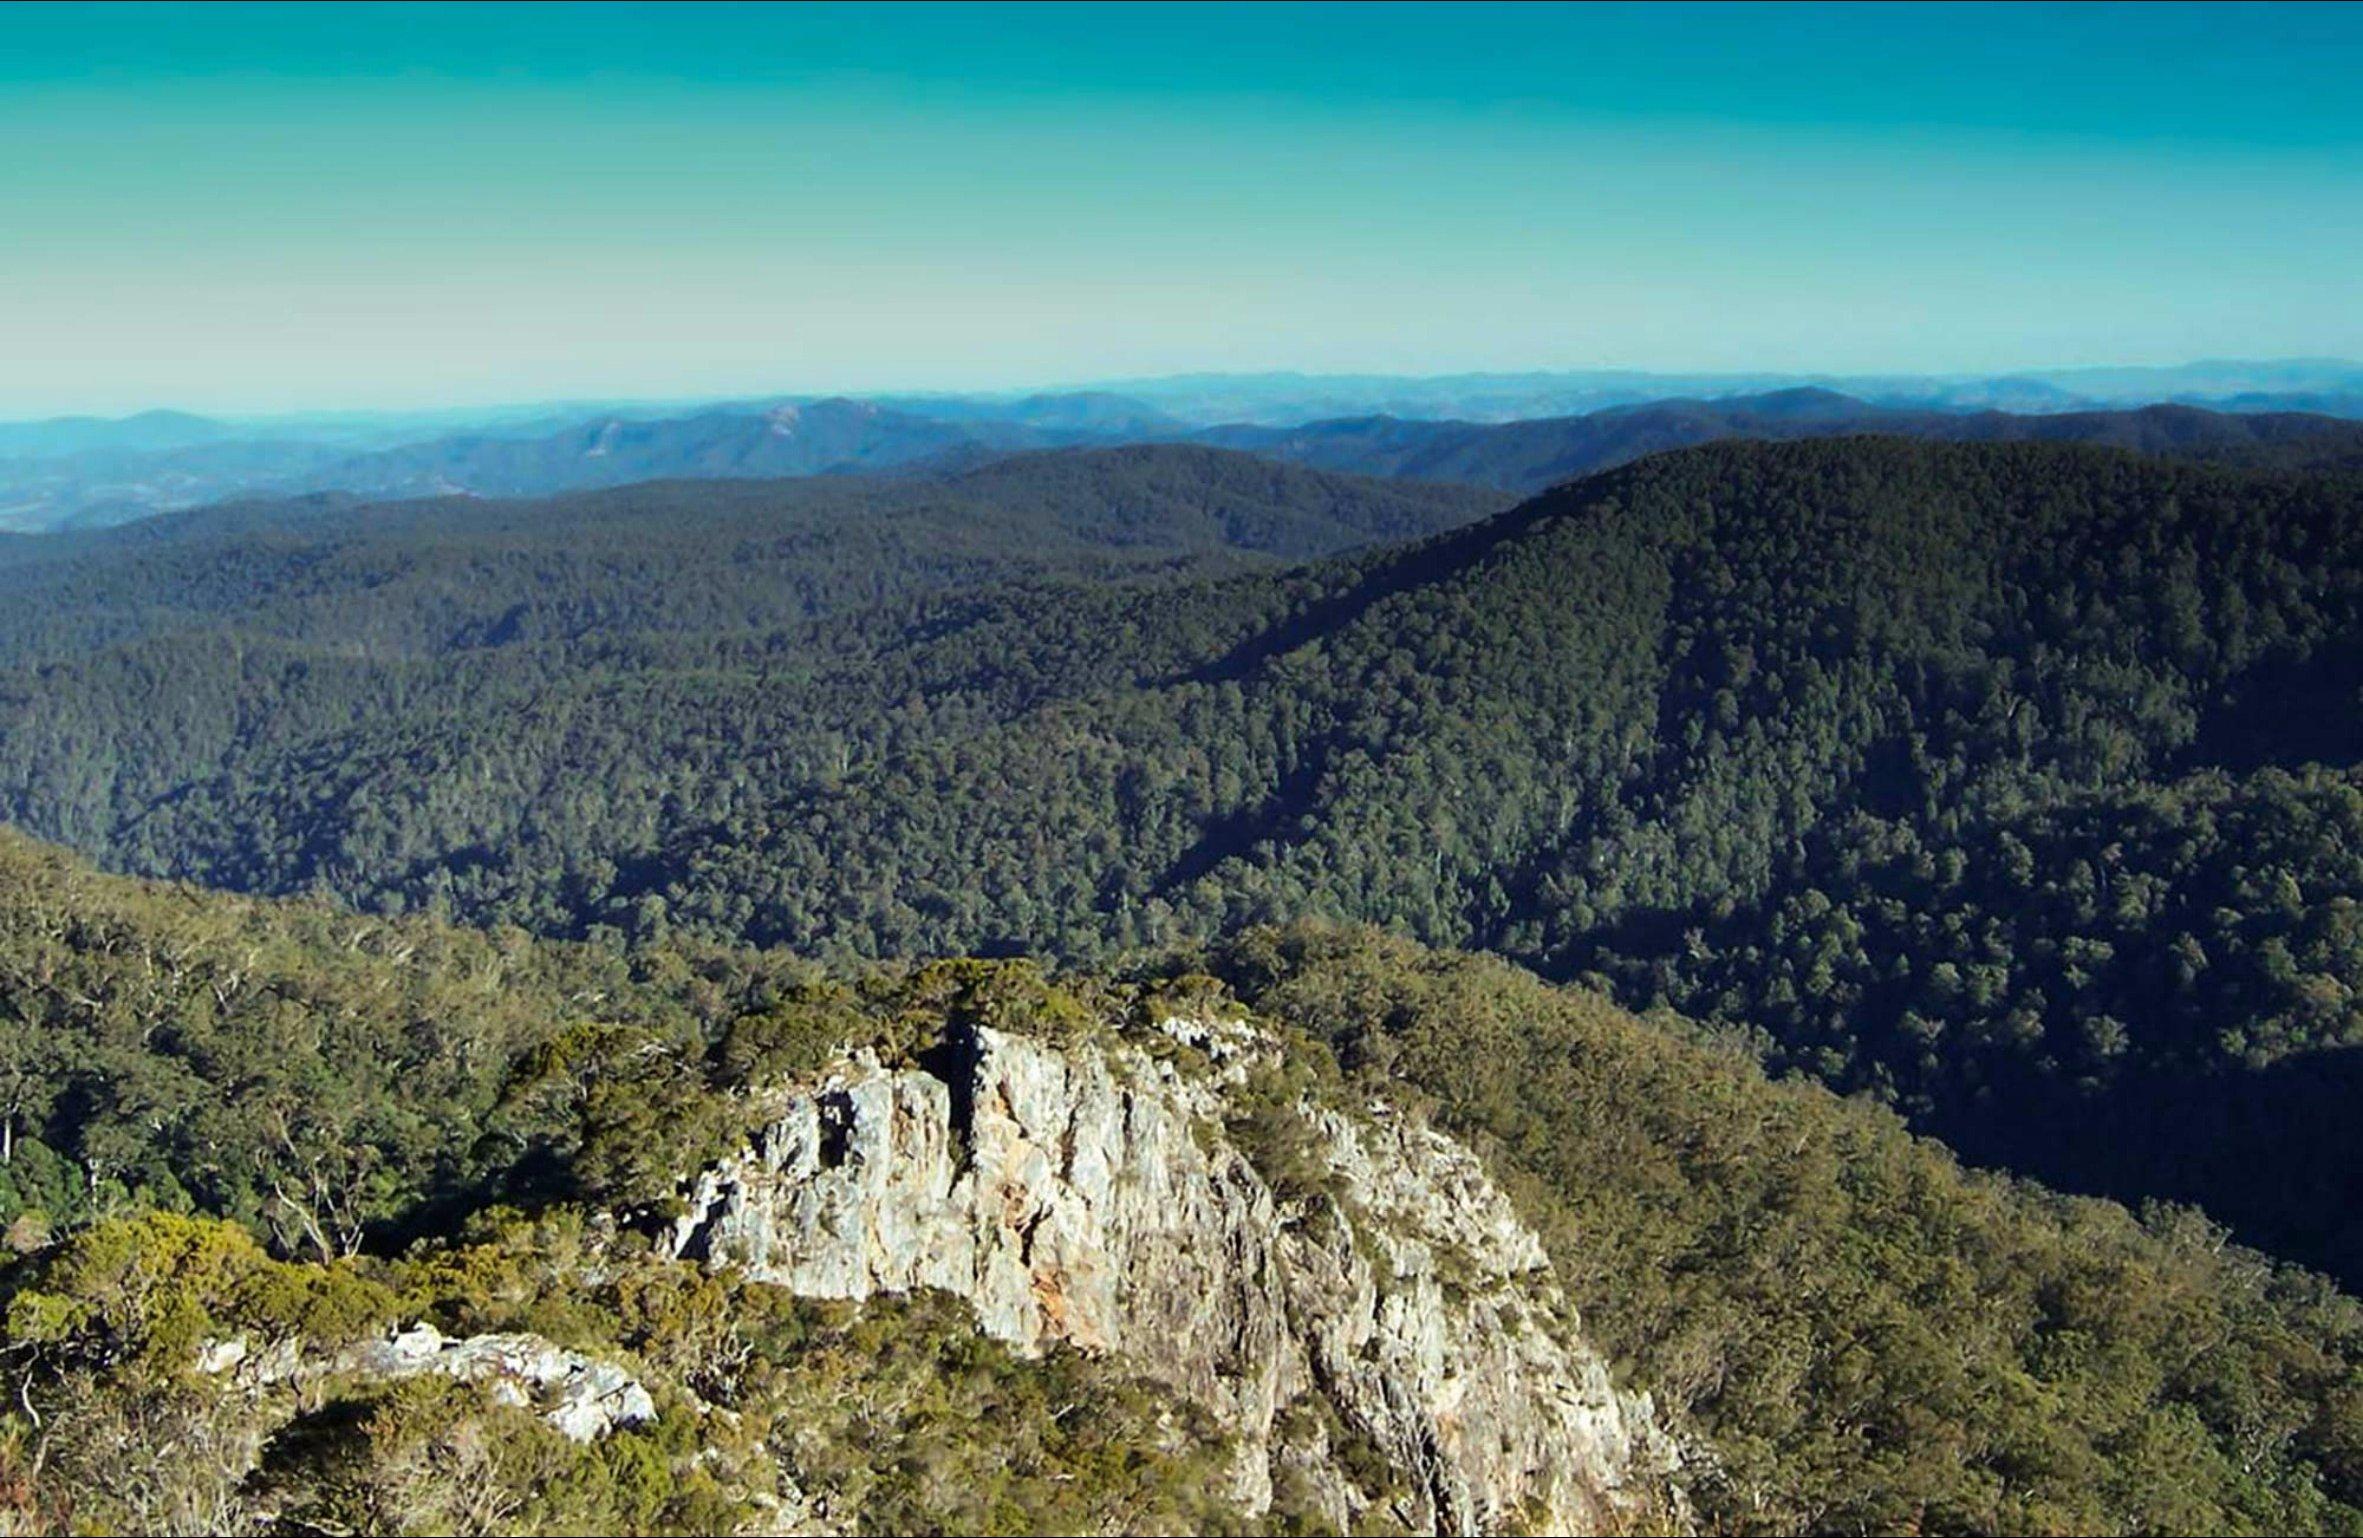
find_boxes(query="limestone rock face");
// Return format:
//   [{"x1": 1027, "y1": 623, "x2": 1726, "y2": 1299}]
[{"x1": 663, "y1": 1019, "x2": 1681, "y2": 1534}]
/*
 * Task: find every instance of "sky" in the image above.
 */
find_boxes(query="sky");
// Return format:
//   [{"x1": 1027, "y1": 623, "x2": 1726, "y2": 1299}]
[{"x1": 2, "y1": 1, "x2": 2359, "y2": 415}]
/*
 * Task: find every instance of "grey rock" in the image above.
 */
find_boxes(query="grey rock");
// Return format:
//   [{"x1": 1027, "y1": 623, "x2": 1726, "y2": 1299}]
[
  {"x1": 663, "y1": 1019, "x2": 1682, "y2": 1534},
  {"x1": 341, "y1": 1325, "x2": 658, "y2": 1443},
  {"x1": 201, "y1": 1322, "x2": 657, "y2": 1443}
]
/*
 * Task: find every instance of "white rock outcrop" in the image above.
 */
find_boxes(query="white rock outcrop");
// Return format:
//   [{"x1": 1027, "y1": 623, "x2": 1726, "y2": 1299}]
[
  {"x1": 662, "y1": 1018, "x2": 1680, "y2": 1534},
  {"x1": 340, "y1": 1324, "x2": 658, "y2": 1443},
  {"x1": 201, "y1": 1323, "x2": 657, "y2": 1443}
]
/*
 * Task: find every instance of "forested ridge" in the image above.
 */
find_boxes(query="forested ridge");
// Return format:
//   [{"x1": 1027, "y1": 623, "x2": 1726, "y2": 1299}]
[
  {"x1": 611, "y1": 440, "x2": 2363, "y2": 1280},
  {"x1": 5, "y1": 835, "x2": 2363, "y2": 1534},
  {"x1": 4, "y1": 427, "x2": 2363, "y2": 1531},
  {"x1": 0, "y1": 442, "x2": 1501, "y2": 659},
  {"x1": 1, "y1": 437, "x2": 2360, "y2": 1291},
  {"x1": 0, "y1": 445, "x2": 1488, "y2": 867},
  {"x1": 1197, "y1": 391, "x2": 2363, "y2": 492}
]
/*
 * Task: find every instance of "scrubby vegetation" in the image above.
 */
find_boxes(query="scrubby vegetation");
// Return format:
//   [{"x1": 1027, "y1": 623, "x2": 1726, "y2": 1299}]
[
  {"x1": 1, "y1": 1208, "x2": 1242, "y2": 1536},
  {"x1": 5, "y1": 839, "x2": 2363, "y2": 1533}
]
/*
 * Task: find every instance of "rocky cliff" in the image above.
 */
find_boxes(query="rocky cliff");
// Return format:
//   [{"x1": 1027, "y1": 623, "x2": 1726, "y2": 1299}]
[{"x1": 661, "y1": 1014, "x2": 1682, "y2": 1535}]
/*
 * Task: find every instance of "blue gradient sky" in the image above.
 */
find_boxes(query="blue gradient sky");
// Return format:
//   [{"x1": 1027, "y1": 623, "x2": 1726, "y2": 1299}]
[{"x1": 3, "y1": 2, "x2": 2359, "y2": 414}]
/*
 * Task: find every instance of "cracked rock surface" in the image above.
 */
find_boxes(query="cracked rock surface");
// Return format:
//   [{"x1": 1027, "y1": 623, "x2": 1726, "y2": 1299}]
[{"x1": 664, "y1": 1018, "x2": 1681, "y2": 1534}]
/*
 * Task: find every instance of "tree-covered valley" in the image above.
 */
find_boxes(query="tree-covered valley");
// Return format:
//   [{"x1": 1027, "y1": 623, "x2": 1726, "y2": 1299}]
[
  {"x1": 17, "y1": 0, "x2": 2363, "y2": 1529},
  {"x1": 3, "y1": 436, "x2": 2357, "y2": 1276}
]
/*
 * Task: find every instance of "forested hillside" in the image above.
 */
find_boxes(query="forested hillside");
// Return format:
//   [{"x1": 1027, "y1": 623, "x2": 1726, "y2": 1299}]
[
  {"x1": 0, "y1": 446, "x2": 1495, "y2": 867},
  {"x1": 5, "y1": 834, "x2": 2362, "y2": 1534},
  {"x1": 4, "y1": 436, "x2": 2361, "y2": 1290},
  {"x1": 0, "y1": 443, "x2": 1502, "y2": 658},
  {"x1": 1196, "y1": 392, "x2": 2363, "y2": 492},
  {"x1": 625, "y1": 440, "x2": 2363, "y2": 1277}
]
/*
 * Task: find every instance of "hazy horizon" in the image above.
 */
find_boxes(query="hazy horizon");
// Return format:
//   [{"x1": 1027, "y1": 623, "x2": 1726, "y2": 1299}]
[
  {"x1": 5, "y1": 2, "x2": 2360, "y2": 416},
  {"x1": 9, "y1": 356, "x2": 2363, "y2": 431}
]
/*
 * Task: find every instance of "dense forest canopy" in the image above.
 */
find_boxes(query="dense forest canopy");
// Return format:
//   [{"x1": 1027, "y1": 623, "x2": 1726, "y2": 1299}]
[
  {"x1": 4, "y1": 835, "x2": 2362, "y2": 1534},
  {"x1": 0, "y1": 437, "x2": 2359, "y2": 1291},
  {"x1": 602, "y1": 441, "x2": 2363, "y2": 1280},
  {"x1": 0, "y1": 443, "x2": 1504, "y2": 659},
  {"x1": 4, "y1": 425, "x2": 2363, "y2": 1533},
  {"x1": 0, "y1": 445, "x2": 1487, "y2": 869}
]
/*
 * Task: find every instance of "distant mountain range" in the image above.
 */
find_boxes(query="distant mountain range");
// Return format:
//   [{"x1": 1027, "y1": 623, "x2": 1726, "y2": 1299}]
[
  {"x1": 0, "y1": 408, "x2": 246, "y2": 459},
  {"x1": 1201, "y1": 390, "x2": 2363, "y2": 492},
  {"x1": 1096, "y1": 357, "x2": 2363, "y2": 424},
  {"x1": 5, "y1": 364, "x2": 2363, "y2": 531},
  {"x1": 0, "y1": 399, "x2": 1088, "y2": 530},
  {"x1": 319, "y1": 400, "x2": 1063, "y2": 499}
]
